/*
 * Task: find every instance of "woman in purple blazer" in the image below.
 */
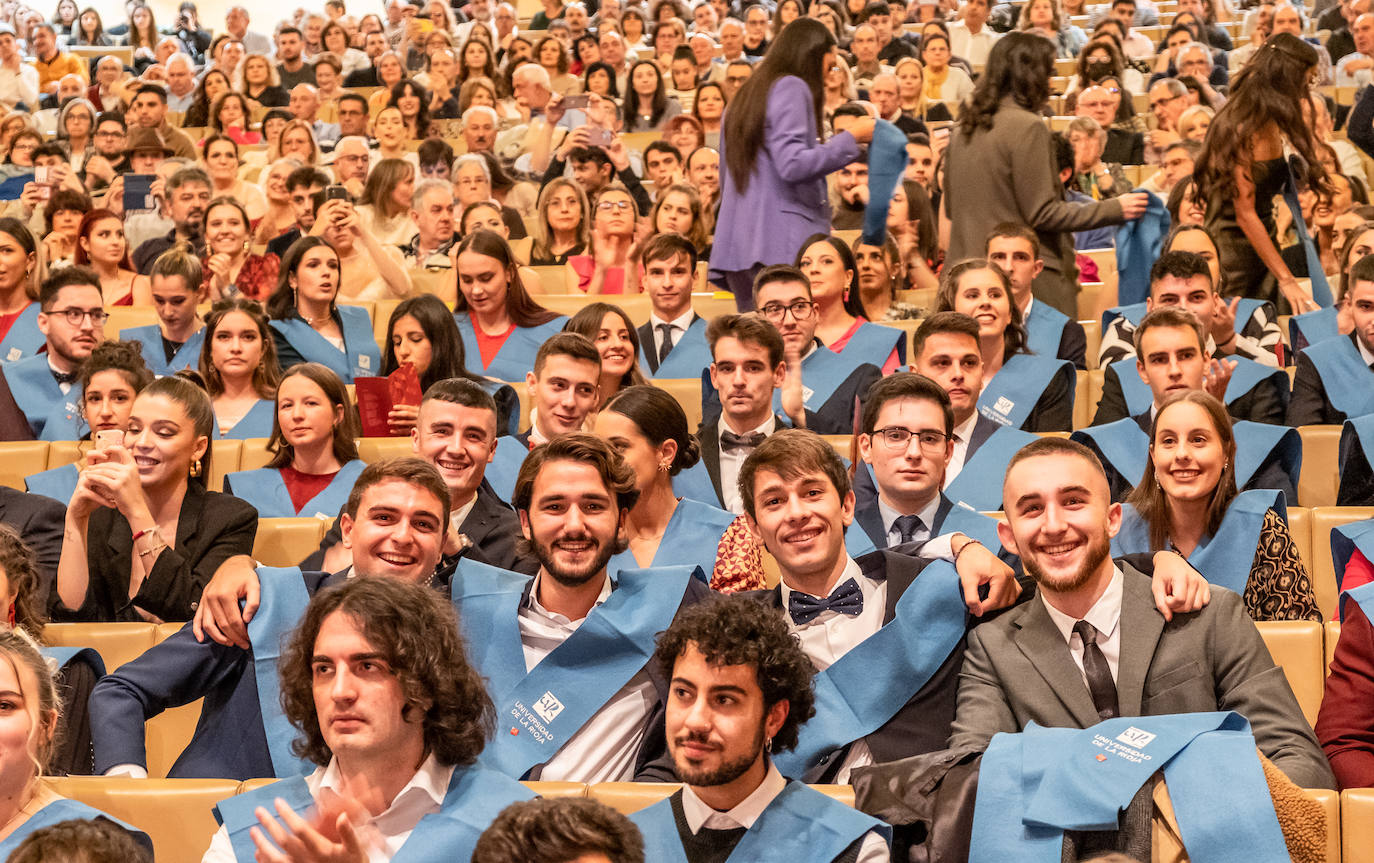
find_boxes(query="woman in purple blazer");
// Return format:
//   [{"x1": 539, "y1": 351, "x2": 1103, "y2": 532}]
[{"x1": 709, "y1": 18, "x2": 876, "y2": 310}]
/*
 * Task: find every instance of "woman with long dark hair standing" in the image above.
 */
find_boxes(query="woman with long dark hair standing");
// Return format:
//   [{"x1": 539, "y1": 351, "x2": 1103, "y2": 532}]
[
  {"x1": 1196, "y1": 33, "x2": 1328, "y2": 314},
  {"x1": 944, "y1": 32, "x2": 1147, "y2": 316},
  {"x1": 709, "y1": 17, "x2": 874, "y2": 310}
]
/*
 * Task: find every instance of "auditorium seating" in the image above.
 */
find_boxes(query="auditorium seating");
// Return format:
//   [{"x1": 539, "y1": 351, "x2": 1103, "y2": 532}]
[
  {"x1": 1343, "y1": 789, "x2": 1374, "y2": 863},
  {"x1": 43, "y1": 623, "x2": 158, "y2": 674},
  {"x1": 1310, "y1": 507, "x2": 1374, "y2": 621},
  {"x1": 1327, "y1": 620, "x2": 1342, "y2": 672},
  {"x1": 1255, "y1": 621, "x2": 1326, "y2": 727},
  {"x1": 43, "y1": 776, "x2": 236, "y2": 863},
  {"x1": 253, "y1": 518, "x2": 330, "y2": 568},
  {"x1": 0, "y1": 441, "x2": 45, "y2": 490},
  {"x1": 1298, "y1": 425, "x2": 1343, "y2": 509}
]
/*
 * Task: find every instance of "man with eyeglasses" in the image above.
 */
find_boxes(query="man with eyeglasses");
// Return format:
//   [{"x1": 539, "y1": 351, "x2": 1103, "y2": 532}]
[
  {"x1": 1075, "y1": 84, "x2": 1144, "y2": 165},
  {"x1": 1146, "y1": 79, "x2": 1188, "y2": 157},
  {"x1": 334, "y1": 93, "x2": 369, "y2": 139},
  {"x1": 328, "y1": 136, "x2": 370, "y2": 199},
  {"x1": 0, "y1": 268, "x2": 104, "y2": 440}
]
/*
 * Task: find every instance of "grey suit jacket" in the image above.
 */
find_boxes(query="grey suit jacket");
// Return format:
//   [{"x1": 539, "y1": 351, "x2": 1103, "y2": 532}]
[{"x1": 948, "y1": 565, "x2": 1336, "y2": 790}]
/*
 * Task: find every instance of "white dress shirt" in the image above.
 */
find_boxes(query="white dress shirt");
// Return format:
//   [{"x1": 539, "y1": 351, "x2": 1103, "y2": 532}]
[
  {"x1": 943, "y1": 410, "x2": 978, "y2": 487},
  {"x1": 719, "y1": 414, "x2": 776, "y2": 514},
  {"x1": 649, "y1": 307, "x2": 695, "y2": 359},
  {"x1": 201, "y1": 754, "x2": 454, "y2": 863},
  {"x1": 679, "y1": 763, "x2": 889, "y2": 862},
  {"x1": 47, "y1": 358, "x2": 72, "y2": 396},
  {"x1": 1357, "y1": 331, "x2": 1374, "y2": 367},
  {"x1": 516, "y1": 572, "x2": 657, "y2": 782},
  {"x1": 1040, "y1": 566, "x2": 1124, "y2": 688},
  {"x1": 947, "y1": 20, "x2": 999, "y2": 66}
]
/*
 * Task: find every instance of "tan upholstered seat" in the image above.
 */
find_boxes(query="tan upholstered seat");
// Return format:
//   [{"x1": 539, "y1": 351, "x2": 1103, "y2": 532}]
[
  {"x1": 587, "y1": 781, "x2": 679, "y2": 814},
  {"x1": 43, "y1": 776, "x2": 237, "y2": 863},
  {"x1": 41, "y1": 623, "x2": 158, "y2": 673},
  {"x1": 252, "y1": 518, "x2": 329, "y2": 568},
  {"x1": 0, "y1": 441, "x2": 47, "y2": 489},
  {"x1": 1255, "y1": 620, "x2": 1325, "y2": 727},
  {"x1": 1297, "y1": 425, "x2": 1343, "y2": 508},
  {"x1": 1343, "y1": 787, "x2": 1374, "y2": 863}
]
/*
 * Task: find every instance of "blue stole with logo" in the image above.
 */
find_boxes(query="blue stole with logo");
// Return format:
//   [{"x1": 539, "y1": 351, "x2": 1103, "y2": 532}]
[
  {"x1": 244, "y1": 566, "x2": 316, "y2": 779},
  {"x1": 1112, "y1": 488, "x2": 1282, "y2": 596},
  {"x1": 1072, "y1": 420, "x2": 1299, "y2": 495},
  {"x1": 120, "y1": 324, "x2": 205, "y2": 377},
  {"x1": 768, "y1": 344, "x2": 867, "y2": 417},
  {"x1": 1282, "y1": 164, "x2": 1335, "y2": 307},
  {"x1": 455, "y1": 315, "x2": 567, "y2": 382},
  {"x1": 1025, "y1": 301, "x2": 1071, "y2": 358},
  {"x1": 648, "y1": 316, "x2": 712, "y2": 379},
  {"x1": 0, "y1": 798, "x2": 151, "y2": 859},
  {"x1": 607, "y1": 498, "x2": 732, "y2": 582},
  {"x1": 1340, "y1": 579, "x2": 1374, "y2": 624},
  {"x1": 452, "y1": 559, "x2": 696, "y2": 779},
  {"x1": 632, "y1": 780, "x2": 888, "y2": 863},
  {"x1": 216, "y1": 763, "x2": 533, "y2": 863},
  {"x1": 977, "y1": 354, "x2": 1074, "y2": 428},
  {"x1": 970, "y1": 713, "x2": 1286, "y2": 863},
  {"x1": 0, "y1": 303, "x2": 42, "y2": 363},
  {"x1": 269, "y1": 305, "x2": 380, "y2": 383},
  {"x1": 1288, "y1": 306, "x2": 1340, "y2": 353},
  {"x1": 771, "y1": 559, "x2": 967, "y2": 777},
  {"x1": 25, "y1": 461, "x2": 78, "y2": 505},
  {"x1": 1330, "y1": 518, "x2": 1374, "y2": 598},
  {"x1": 1102, "y1": 300, "x2": 1263, "y2": 338},
  {"x1": 214, "y1": 399, "x2": 276, "y2": 440},
  {"x1": 484, "y1": 437, "x2": 528, "y2": 504},
  {"x1": 1112, "y1": 356, "x2": 1288, "y2": 417},
  {"x1": 224, "y1": 461, "x2": 366, "y2": 520},
  {"x1": 1299, "y1": 335, "x2": 1374, "y2": 419},
  {"x1": 4, "y1": 354, "x2": 75, "y2": 438},
  {"x1": 839, "y1": 321, "x2": 904, "y2": 367},
  {"x1": 945, "y1": 425, "x2": 1037, "y2": 510}
]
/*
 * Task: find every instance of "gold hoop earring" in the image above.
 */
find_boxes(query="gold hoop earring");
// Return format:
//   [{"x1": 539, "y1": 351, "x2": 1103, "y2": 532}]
[{"x1": 190, "y1": 458, "x2": 201, "y2": 478}]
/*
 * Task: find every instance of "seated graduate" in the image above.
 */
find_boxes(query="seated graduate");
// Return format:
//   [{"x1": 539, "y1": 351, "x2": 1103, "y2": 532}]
[
  {"x1": 0, "y1": 267, "x2": 105, "y2": 441},
  {"x1": 1288, "y1": 220, "x2": 1374, "y2": 354},
  {"x1": 90, "y1": 458, "x2": 458, "y2": 781},
  {"x1": 934, "y1": 258, "x2": 1075, "y2": 433},
  {"x1": 630, "y1": 595, "x2": 891, "y2": 863},
  {"x1": 1112, "y1": 390, "x2": 1319, "y2": 621},
  {"x1": 794, "y1": 233, "x2": 904, "y2": 374},
  {"x1": 223, "y1": 363, "x2": 365, "y2": 519},
  {"x1": 26, "y1": 340, "x2": 153, "y2": 507},
  {"x1": 7, "y1": 818, "x2": 151, "y2": 863},
  {"x1": 1073, "y1": 307, "x2": 1300, "y2": 504},
  {"x1": 118, "y1": 246, "x2": 206, "y2": 377},
  {"x1": 0, "y1": 219, "x2": 45, "y2": 366},
  {"x1": 1098, "y1": 224, "x2": 1284, "y2": 369},
  {"x1": 564, "y1": 301, "x2": 649, "y2": 409},
  {"x1": 850, "y1": 373, "x2": 1009, "y2": 557},
  {"x1": 203, "y1": 576, "x2": 532, "y2": 863},
  {"x1": 0, "y1": 489, "x2": 63, "y2": 613},
  {"x1": 1317, "y1": 578, "x2": 1374, "y2": 789},
  {"x1": 0, "y1": 629, "x2": 150, "y2": 858},
  {"x1": 701, "y1": 265, "x2": 880, "y2": 435},
  {"x1": 591, "y1": 384, "x2": 756, "y2": 588},
  {"x1": 474, "y1": 797, "x2": 645, "y2": 863},
  {"x1": 380, "y1": 294, "x2": 519, "y2": 437},
  {"x1": 453, "y1": 228, "x2": 567, "y2": 382},
  {"x1": 947, "y1": 437, "x2": 1336, "y2": 790},
  {"x1": 1093, "y1": 251, "x2": 1289, "y2": 426},
  {"x1": 265, "y1": 236, "x2": 382, "y2": 384},
  {"x1": 1289, "y1": 252, "x2": 1374, "y2": 426},
  {"x1": 637, "y1": 233, "x2": 711, "y2": 379},
  {"x1": 450, "y1": 433, "x2": 711, "y2": 783},
  {"x1": 985, "y1": 222, "x2": 1087, "y2": 370},
  {"x1": 199, "y1": 298, "x2": 283, "y2": 441},
  {"x1": 54, "y1": 375, "x2": 257, "y2": 623}
]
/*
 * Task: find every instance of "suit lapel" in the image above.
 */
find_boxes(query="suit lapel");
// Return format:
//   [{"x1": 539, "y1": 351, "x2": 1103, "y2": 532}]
[
  {"x1": 854, "y1": 505, "x2": 886, "y2": 550},
  {"x1": 698, "y1": 419, "x2": 724, "y2": 503},
  {"x1": 966, "y1": 415, "x2": 997, "y2": 460},
  {"x1": 1012, "y1": 597, "x2": 1103, "y2": 728},
  {"x1": 857, "y1": 550, "x2": 919, "y2": 625},
  {"x1": 636, "y1": 321, "x2": 658, "y2": 373},
  {"x1": 1115, "y1": 565, "x2": 1165, "y2": 717}
]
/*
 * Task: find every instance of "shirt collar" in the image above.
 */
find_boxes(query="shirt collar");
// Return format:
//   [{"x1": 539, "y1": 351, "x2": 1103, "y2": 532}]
[
  {"x1": 650, "y1": 307, "x2": 695, "y2": 331},
  {"x1": 1357, "y1": 332, "x2": 1374, "y2": 366},
  {"x1": 1039, "y1": 565, "x2": 1124, "y2": 646},
  {"x1": 524, "y1": 569, "x2": 614, "y2": 620},
  {"x1": 877, "y1": 492, "x2": 941, "y2": 538},
  {"x1": 952, "y1": 410, "x2": 977, "y2": 445},
  {"x1": 679, "y1": 762, "x2": 787, "y2": 834},
  {"x1": 317, "y1": 751, "x2": 452, "y2": 812}
]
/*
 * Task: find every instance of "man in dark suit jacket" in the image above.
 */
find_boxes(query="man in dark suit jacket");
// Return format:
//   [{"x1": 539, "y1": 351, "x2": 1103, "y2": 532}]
[
  {"x1": 0, "y1": 486, "x2": 64, "y2": 611},
  {"x1": 1103, "y1": 127, "x2": 1146, "y2": 165},
  {"x1": 1288, "y1": 272, "x2": 1374, "y2": 425},
  {"x1": 636, "y1": 234, "x2": 706, "y2": 378},
  {"x1": 948, "y1": 437, "x2": 1336, "y2": 790}
]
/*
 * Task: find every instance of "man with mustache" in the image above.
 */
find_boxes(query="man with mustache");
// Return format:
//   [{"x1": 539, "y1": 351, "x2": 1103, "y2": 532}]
[{"x1": 131, "y1": 167, "x2": 211, "y2": 274}]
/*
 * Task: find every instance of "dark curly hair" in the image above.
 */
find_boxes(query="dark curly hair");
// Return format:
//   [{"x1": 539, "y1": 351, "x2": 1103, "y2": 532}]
[
  {"x1": 77, "y1": 339, "x2": 154, "y2": 425},
  {"x1": 0, "y1": 524, "x2": 43, "y2": 631},
  {"x1": 654, "y1": 593, "x2": 816, "y2": 753},
  {"x1": 512, "y1": 432, "x2": 640, "y2": 516},
  {"x1": 278, "y1": 576, "x2": 494, "y2": 768},
  {"x1": 473, "y1": 798, "x2": 644, "y2": 863}
]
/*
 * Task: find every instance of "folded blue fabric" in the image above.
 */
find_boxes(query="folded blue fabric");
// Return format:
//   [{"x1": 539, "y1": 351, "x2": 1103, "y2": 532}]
[{"x1": 863, "y1": 119, "x2": 908, "y2": 247}]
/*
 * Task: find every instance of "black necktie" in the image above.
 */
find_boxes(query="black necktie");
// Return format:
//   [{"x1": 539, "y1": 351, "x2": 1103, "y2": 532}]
[
  {"x1": 892, "y1": 514, "x2": 924, "y2": 544},
  {"x1": 720, "y1": 430, "x2": 766, "y2": 453},
  {"x1": 657, "y1": 322, "x2": 675, "y2": 363},
  {"x1": 1073, "y1": 620, "x2": 1119, "y2": 721},
  {"x1": 788, "y1": 577, "x2": 864, "y2": 625}
]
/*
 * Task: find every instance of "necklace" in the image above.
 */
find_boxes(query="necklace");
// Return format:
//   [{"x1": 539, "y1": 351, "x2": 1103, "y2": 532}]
[{"x1": 301, "y1": 310, "x2": 331, "y2": 328}]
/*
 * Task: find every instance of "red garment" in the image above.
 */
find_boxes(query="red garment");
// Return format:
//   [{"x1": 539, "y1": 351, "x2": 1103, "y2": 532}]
[
  {"x1": 0, "y1": 304, "x2": 28, "y2": 344},
  {"x1": 279, "y1": 465, "x2": 339, "y2": 515},
  {"x1": 827, "y1": 317, "x2": 901, "y2": 375},
  {"x1": 568, "y1": 255, "x2": 626, "y2": 294},
  {"x1": 113, "y1": 292, "x2": 132, "y2": 306},
  {"x1": 201, "y1": 253, "x2": 281, "y2": 303},
  {"x1": 1317, "y1": 598, "x2": 1374, "y2": 788},
  {"x1": 1344, "y1": 549, "x2": 1374, "y2": 598},
  {"x1": 472, "y1": 319, "x2": 515, "y2": 369}
]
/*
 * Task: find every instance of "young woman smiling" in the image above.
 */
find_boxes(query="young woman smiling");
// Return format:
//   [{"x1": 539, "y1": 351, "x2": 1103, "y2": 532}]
[
  {"x1": 199, "y1": 298, "x2": 281, "y2": 440},
  {"x1": 202, "y1": 197, "x2": 280, "y2": 302},
  {"x1": 795, "y1": 233, "x2": 903, "y2": 373},
  {"x1": 564, "y1": 302, "x2": 648, "y2": 408},
  {"x1": 200, "y1": 134, "x2": 267, "y2": 222},
  {"x1": 568, "y1": 185, "x2": 638, "y2": 294}
]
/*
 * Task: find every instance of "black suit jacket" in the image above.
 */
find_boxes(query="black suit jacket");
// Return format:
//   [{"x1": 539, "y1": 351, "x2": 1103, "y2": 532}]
[
  {"x1": 1092, "y1": 363, "x2": 1286, "y2": 427},
  {"x1": 1103, "y1": 128, "x2": 1145, "y2": 166},
  {"x1": 1024, "y1": 365, "x2": 1076, "y2": 432},
  {"x1": 697, "y1": 413, "x2": 828, "y2": 509},
  {"x1": 1287, "y1": 336, "x2": 1368, "y2": 426},
  {"x1": 1058, "y1": 318, "x2": 1089, "y2": 371},
  {"x1": 0, "y1": 365, "x2": 36, "y2": 441},
  {"x1": 636, "y1": 312, "x2": 700, "y2": 375},
  {"x1": 266, "y1": 227, "x2": 301, "y2": 260},
  {"x1": 342, "y1": 66, "x2": 379, "y2": 87},
  {"x1": 0, "y1": 486, "x2": 64, "y2": 612}
]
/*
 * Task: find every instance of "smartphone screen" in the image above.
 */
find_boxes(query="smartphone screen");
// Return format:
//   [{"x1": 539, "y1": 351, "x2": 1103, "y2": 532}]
[{"x1": 124, "y1": 174, "x2": 155, "y2": 212}]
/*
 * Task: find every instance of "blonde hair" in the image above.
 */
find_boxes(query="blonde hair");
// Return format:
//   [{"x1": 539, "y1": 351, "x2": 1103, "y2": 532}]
[{"x1": 0, "y1": 628, "x2": 60, "y2": 784}]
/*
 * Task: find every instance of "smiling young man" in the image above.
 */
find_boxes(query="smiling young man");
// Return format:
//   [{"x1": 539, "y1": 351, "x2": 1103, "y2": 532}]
[
  {"x1": 205, "y1": 576, "x2": 531, "y2": 863},
  {"x1": 638, "y1": 233, "x2": 708, "y2": 378},
  {"x1": 450, "y1": 433, "x2": 709, "y2": 783},
  {"x1": 89, "y1": 459, "x2": 458, "y2": 781},
  {"x1": 630, "y1": 595, "x2": 890, "y2": 862}
]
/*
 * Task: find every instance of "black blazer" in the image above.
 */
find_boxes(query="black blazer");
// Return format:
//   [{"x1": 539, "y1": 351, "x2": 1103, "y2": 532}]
[
  {"x1": 0, "y1": 487, "x2": 64, "y2": 612},
  {"x1": 1092, "y1": 362, "x2": 1286, "y2": 427},
  {"x1": 1058, "y1": 318, "x2": 1089, "y2": 371},
  {"x1": 53, "y1": 483, "x2": 258, "y2": 623},
  {"x1": 343, "y1": 66, "x2": 380, "y2": 87},
  {"x1": 636, "y1": 312, "x2": 700, "y2": 375},
  {"x1": 1287, "y1": 336, "x2": 1368, "y2": 426},
  {"x1": 1103, "y1": 128, "x2": 1145, "y2": 166}
]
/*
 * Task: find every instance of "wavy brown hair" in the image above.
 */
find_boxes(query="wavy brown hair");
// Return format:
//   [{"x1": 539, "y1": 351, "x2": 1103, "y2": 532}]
[
  {"x1": 278, "y1": 576, "x2": 494, "y2": 768},
  {"x1": 198, "y1": 297, "x2": 281, "y2": 400},
  {"x1": 0, "y1": 525, "x2": 43, "y2": 632},
  {"x1": 935, "y1": 258, "x2": 1028, "y2": 362}
]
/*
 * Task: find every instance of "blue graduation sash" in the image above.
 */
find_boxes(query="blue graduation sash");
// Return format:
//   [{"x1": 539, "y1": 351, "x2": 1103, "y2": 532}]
[
  {"x1": 1329, "y1": 517, "x2": 1374, "y2": 598},
  {"x1": 1301, "y1": 336, "x2": 1374, "y2": 419},
  {"x1": 1101, "y1": 299, "x2": 1263, "y2": 337},
  {"x1": 5, "y1": 354, "x2": 75, "y2": 439},
  {"x1": 1288, "y1": 306, "x2": 1340, "y2": 353},
  {"x1": 216, "y1": 764, "x2": 534, "y2": 863},
  {"x1": 245, "y1": 565, "x2": 316, "y2": 779},
  {"x1": 1282, "y1": 164, "x2": 1335, "y2": 307},
  {"x1": 1340, "y1": 579, "x2": 1374, "y2": 623},
  {"x1": 452, "y1": 559, "x2": 696, "y2": 779},
  {"x1": 1025, "y1": 301, "x2": 1070, "y2": 359},
  {"x1": 25, "y1": 462, "x2": 78, "y2": 505},
  {"x1": 939, "y1": 501, "x2": 1003, "y2": 549},
  {"x1": 1112, "y1": 488, "x2": 1282, "y2": 596},
  {"x1": 977, "y1": 354, "x2": 1074, "y2": 429},
  {"x1": 119, "y1": 324, "x2": 205, "y2": 377},
  {"x1": 606, "y1": 497, "x2": 732, "y2": 582},
  {"x1": 224, "y1": 461, "x2": 366, "y2": 519},
  {"x1": 1112, "y1": 188, "x2": 1169, "y2": 306},
  {"x1": 1072, "y1": 420, "x2": 1299, "y2": 495},
  {"x1": 769, "y1": 344, "x2": 868, "y2": 416},
  {"x1": 40, "y1": 645, "x2": 106, "y2": 676},
  {"x1": 0, "y1": 798, "x2": 151, "y2": 858},
  {"x1": 0, "y1": 303, "x2": 42, "y2": 363},
  {"x1": 484, "y1": 437, "x2": 528, "y2": 504},
  {"x1": 944, "y1": 425, "x2": 1037, "y2": 510},
  {"x1": 1112, "y1": 356, "x2": 1288, "y2": 417},
  {"x1": 970, "y1": 713, "x2": 1285, "y2": 863},
  {"x1": 670, "y1": 459, "x2": 719, "y2": 507},
  {"x1": 632, "y1": 780, "x2": 888, "y2": 863},
  {"x1": 771, "y1": 559, "x2": 967, "y2": 777},
  {"x1": 838, "y1": 321, "x2": 904, "y2": 368},
  {"x1": 649, "y1": 316, "x2": 713, "y2": 380},
  {"x1": 269, "y1": 306, "x2": 380, "y2": 383},
  {"x1": 456, "y1": 315, "x2": 567, "y2": 382},
  {"x1": 214, "y1": 399, "x2": 276, "y2": 440}
]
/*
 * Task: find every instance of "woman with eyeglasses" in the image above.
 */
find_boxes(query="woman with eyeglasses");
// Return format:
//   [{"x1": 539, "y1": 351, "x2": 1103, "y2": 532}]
[{"x1": 567, "y1": 185, "x2": 638, "y2": 294}]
